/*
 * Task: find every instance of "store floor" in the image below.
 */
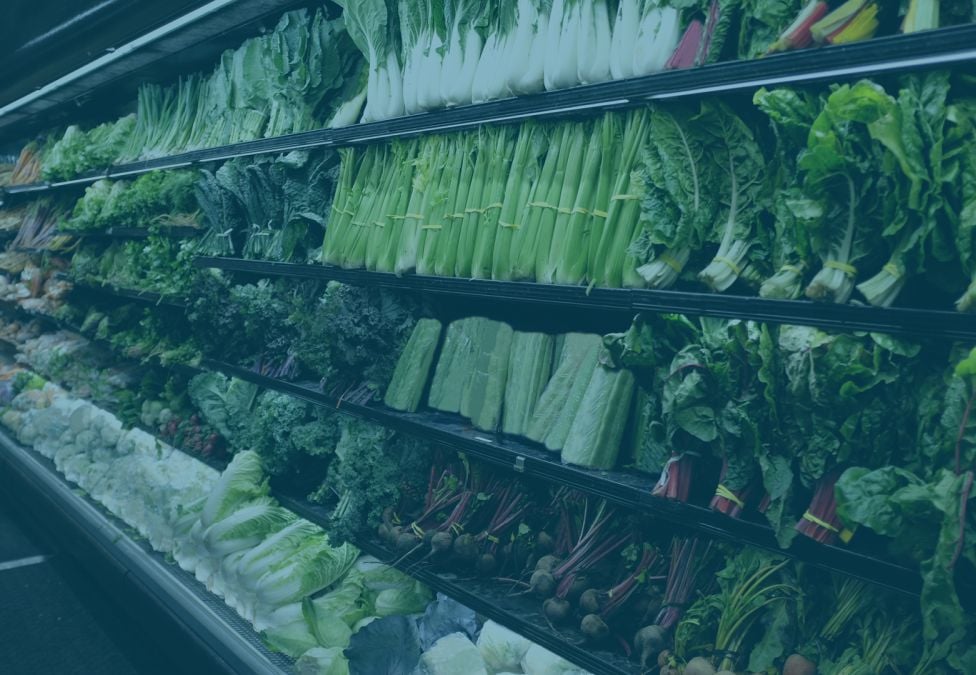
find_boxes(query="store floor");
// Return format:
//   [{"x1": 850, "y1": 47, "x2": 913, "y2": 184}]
[{"x1": 0, "y1": 494, "x2": 178, "y2": 675}]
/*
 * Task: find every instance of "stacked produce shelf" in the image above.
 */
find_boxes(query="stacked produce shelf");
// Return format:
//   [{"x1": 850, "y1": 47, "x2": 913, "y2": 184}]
[{"x1": 2, "y1": 2, "x2": 976, "y2": 675}]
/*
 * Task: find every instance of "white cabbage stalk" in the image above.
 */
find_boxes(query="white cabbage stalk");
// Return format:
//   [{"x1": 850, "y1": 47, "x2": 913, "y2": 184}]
[
  {"x1": 472, "y1": 32, "x2": 505, "y2": 103},
  {"x1": 442, "y1": 25, "x2": 483, "y2": 106},
  {"x1": 543, "y1": 0, "x2": 566, "y2": 91},
  {"x1": 545, "y1": 0, "x2": 584, "y2": 91},
  {"x1": 327, "y1": 85, "x2": 367, "y2": 128},
  {"x1": 577, "y1": 0, "x2": 612, "y2": 84},
  {"x1": 507, "y1": 0, "x2": 548, "y2": 94},
  {"x1": 610, "y1": 0, "x2": 642, "y2": 80},
  {"x1": 402, "y1": 41, "x2": 426, "y2": 114},
  {"x1": 381, "y1": 51, "x2": 405, "y2": 119},
  {"x1": 399, "y1": 0, "x2": 425, "y2": 115},
  {"x1": 441, "y1": 1, "x2": 486, "y2": 106},
  {"x1": 632, "y1": 6, "x2": 680, "y2": 76},
  {"x1": 417, "y1": 1, "x2": 446, "y2": 111}
]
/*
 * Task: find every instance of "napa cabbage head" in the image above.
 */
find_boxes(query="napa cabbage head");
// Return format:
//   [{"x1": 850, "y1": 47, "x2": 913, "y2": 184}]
[{"x1": 200, "y1": 450, "x2": 268, "y2": 528}]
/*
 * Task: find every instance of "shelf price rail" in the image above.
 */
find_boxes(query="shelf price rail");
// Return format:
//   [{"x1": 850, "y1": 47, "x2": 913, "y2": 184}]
[
  {"x1": 271, "y1": 493, "x2": 637, "y2": 675},
  {"x1": 203, "y1": 359, "x2": 925, "y2": 599},
  {"x1": 12, "y1": 281, "x2": 931, "y2": 597},
  {"x1": 70, "y1": 282, "x2": 188, "y2": 310},
  {"x1": 4, "y1": 23, "x2": 976, "y2": 199},
  {"x1": 0, "y1": 429, "x2": 292, "y2": 675},
  {"x1": 193, "y1": 257, "x2": 976, "y2": 342}
]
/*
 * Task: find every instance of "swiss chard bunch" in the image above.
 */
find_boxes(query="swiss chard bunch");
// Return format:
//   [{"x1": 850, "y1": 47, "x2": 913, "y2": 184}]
[
  {"x1": 797, "y1": 80, "x2": 895, "y2": 304},
  {"x1": 753, "y1": 87, "x2": 822, "y2": 299},
  {"x1": 834, "y1": 347, "x2": 976, "y2": 673},
  {"x1": 194, "y1": 150, "x2": 337, "y2": 263}
]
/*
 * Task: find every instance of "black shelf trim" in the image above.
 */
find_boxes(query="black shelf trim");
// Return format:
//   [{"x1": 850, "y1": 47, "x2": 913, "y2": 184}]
[
  {"x1": 0, "y1": 428, "x2": 290, "y2": 675},
  {"x1": 194, "y1": 257, "x2": 976, "y2": 341},
  {"x1": 273, "y1": 493, "x2": 634, "y2": 675},
  {"x1": 63, "y1": 226, "x2": 204, "y2": 240},
  {"x1": 5, "y1": 24, "x2": 976, "y2": 197},
  {"x1": 71, "y1": 281, "x2": 188, "y2": 309},
  {"x1": 0, "y1": 0, "x2": 308, "y2": 138},
  {"x1": 203, "y1": 358, "x2": 923, "y2": 599}
]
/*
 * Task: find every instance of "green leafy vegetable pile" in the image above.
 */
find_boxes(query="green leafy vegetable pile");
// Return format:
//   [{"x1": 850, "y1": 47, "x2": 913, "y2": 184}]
[{"x1": 194, "y1": 150, "x2": 337, "y2": 263}]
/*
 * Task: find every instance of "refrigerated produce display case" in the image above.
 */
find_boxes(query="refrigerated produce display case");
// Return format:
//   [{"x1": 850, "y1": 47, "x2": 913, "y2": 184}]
[{"x1": 1, "y1": 1, "x2": 975, "y2": 674}]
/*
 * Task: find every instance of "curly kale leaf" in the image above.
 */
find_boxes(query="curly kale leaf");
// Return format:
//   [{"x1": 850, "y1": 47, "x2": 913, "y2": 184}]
[
  {"x1": 310, "y1": 417, "x2": 431, "y2": 546},
  {"x1": 293, "y1": 282, "x2": 418, "y2": 391}
]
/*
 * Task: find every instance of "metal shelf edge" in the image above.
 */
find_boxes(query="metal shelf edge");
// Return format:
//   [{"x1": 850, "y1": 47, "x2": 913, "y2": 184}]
[
  {"x1": 271, "y1": 493, "x2": 634, "y2": 675},
  {"x1": 202, "y1": 359, "x2": 923, "y2": 598},
  {"x1": 194, "y1": 257, "x2": 976, "y2": 341},
  {"x1": 4, "y1": 23, "x2": 976, "y2": 196},
  {"x1": 0, "y1": 428, "x2": 288, "y2": 675}
]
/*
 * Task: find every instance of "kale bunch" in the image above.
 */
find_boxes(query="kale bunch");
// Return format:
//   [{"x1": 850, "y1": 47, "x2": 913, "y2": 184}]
[
  {"x1": 239, "y1": 390, "x2": 341, "y2": 476},
  {"x1": 309, "y1": 417, "x2": 431, "y2": 546},
  {"x1": 293, "y1": 281, "x2": 419, "y2": 392}
]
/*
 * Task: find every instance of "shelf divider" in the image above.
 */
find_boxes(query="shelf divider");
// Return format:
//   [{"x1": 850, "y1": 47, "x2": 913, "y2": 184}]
[
  {"x1": 193, "y1": 257, "x2": 976, "y2": 341},
  {"x1": 203, "y1": 358, "x2": 925, "y2": 599},
  {"x1": 5, "y1": 23, "x2": 976, "y2": 197}
]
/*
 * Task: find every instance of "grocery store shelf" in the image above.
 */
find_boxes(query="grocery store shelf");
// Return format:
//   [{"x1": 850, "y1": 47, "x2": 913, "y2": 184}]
[
  {"x1": 205, "y1": 359, "x2": 925, "y2": 599},
  {"x1": 0, "y1": 428, "x2": 291, "y2": 675},
  {"x1": 5, "y1": 23, "x2": 976, "y2": 197},
  {"x1": 67, "y1": 226, "x2": 203, "y2": 240},
  {"x1": 273, "y1": 493, "x2": 635, "y2": 675},
  {"x1": 0, "y1": 0, "x2": 308, "y2": 139},
  {"x1": 194, "y1": 257, "x2": 976, "y2": 341},
  {"x1": 71, "y1": 281, "x2": 188, "y2": 309}
]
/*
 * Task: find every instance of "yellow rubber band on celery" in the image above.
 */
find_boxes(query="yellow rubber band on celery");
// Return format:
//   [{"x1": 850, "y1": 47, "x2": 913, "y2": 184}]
[
  {"x1": 527, "y1": 201, "x2": 557, "y2": 210},
  {"x1": 883, "y1": 262, "x2": 902, "y2": 279},
  {"x1": 780, "y1": 264, "x2": 803, "y2": 275},
  {"x1": 388, "y1": 215, "x2": 407, "y2": 221},
  {"x1": 572, "y1": 207, "x2": 590, "y2": 215},
  {"x1": 405, "y1": 213, "x2": 425, "y2": 220},
  {"x1": 611, "y1": 194, "x2": 640, "y2": 201},
  {"x1": 420, "y1": 224, "x2": 444, "y2": 230},
  {"x1": 464, "y1": 207, "x2": 482, "y2": 214},
  {"x1": 824, "y1": 260, "x2": 857, "y2": 277},
  {"x1": 449, "y1": 213, "x2": 466, "y2": 220},
  {"x1": 557, "y1": 206, "x2": 573, "y2": 215},
  {"x1": 839, "y1": 524, "x2": 857, "y2": 544},
  {"x1": 499, "y1": 221, "x2": 521, "y2": 229},
  {"x1": 714, "y1": 484, "x2": 745, "y2": 509},
  {"x1": 659, "y1": 253, "x2": 683, "y2": 273},
  {"x1": 592, "y1": 210, "x2": 608, "y2": 218},
  {"x1": 484, "y1": 202, "x2": 503, "y2": 211},
  {"x1": 372, "y1": 221, "x2": 386, "y2": 228},
  {"x1": 712, "y1": 256, "x2": 742, "y2": 276},
  {"x1": 802, "y1": 511, "x2": 839, "y2": 533}
]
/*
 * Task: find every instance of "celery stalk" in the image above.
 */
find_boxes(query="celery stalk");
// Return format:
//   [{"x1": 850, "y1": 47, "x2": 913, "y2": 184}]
[
  {"x1": 537, "y1": 122, "x2": 589, "y2": 284},
  {"x1": 433, "y1": 136, "x2": 476, "y2": 277},
  {"x1": 471, "y1": 129, "x2": 517, "y2": 279}
]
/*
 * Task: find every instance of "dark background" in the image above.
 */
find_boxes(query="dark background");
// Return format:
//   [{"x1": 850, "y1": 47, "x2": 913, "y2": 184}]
[{"x1": 0, "y1": 1, "x2": 210, "y2": 109}]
